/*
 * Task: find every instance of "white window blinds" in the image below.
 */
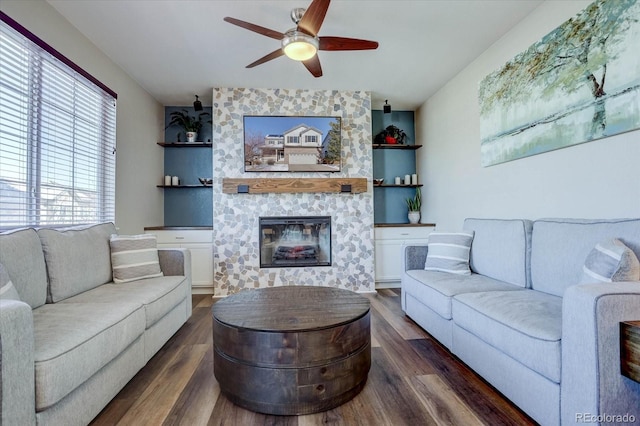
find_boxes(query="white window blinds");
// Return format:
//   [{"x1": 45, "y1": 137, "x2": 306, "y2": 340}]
[{"x1": 0, "y1": 14, "x2": 116, "y2": 230}]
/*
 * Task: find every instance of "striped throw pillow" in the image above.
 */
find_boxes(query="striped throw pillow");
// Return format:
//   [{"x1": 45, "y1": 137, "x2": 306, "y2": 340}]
[
  {"x1": 110, "y1": 234, "x2": 164, "y2": 283},
  {"x1": 424, "y1": 231, "x2": 474, "y2": 275},
  {"x1": 580, "y1": 238, "x2": 640, "y2": 284}
]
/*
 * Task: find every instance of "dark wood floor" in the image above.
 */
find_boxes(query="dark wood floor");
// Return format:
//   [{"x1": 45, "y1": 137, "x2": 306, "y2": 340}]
[{"x1": 90, "y1": 289, "x2": 536, "y2": 425}]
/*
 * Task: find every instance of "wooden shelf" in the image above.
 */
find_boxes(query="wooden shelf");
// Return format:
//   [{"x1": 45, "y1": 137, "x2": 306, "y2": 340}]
[
  {"x1": 374, "y1": 184, "x2": 423, "y2": 188},
  {"x1": 157, "y1": 185, "x2": 212, "y2": 188},
  {"x1": 222, "y1": 178, "x2": 367, "y2": 194},
  {"x1": 144, "y1": 226, "x2": 213, "y2": 231},
  {"x1": 375, "y1": 223, "x2": 436, "y2": 228},
  {"x1": 157, "y1": 142, "x2": 212, "y2": 147},
  {"x1": 372, "y1": 144, "x2": 422, "y2": 150}
]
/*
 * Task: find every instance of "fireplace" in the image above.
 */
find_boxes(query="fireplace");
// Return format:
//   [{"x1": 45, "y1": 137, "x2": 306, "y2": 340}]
[{"x1": 259, "y1": 216, "x2": 331, "y2": 268}]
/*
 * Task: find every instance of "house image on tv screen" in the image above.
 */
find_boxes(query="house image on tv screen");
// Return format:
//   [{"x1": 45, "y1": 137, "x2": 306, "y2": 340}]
[{"x1": 244, "y1": 116, "x2": 341, "y2": 172}]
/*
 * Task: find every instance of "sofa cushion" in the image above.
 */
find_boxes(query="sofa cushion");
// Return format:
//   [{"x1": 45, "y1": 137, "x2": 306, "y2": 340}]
[
  {"x1": 580, "y1": 238, "x2": 640, "y2": 284},
  {"x1": 33, "y1": 301, "x2": 145, "y2": 410},
  {"x1": 531, "y1": 218, "x2": 640, "y2": 297},
  {"x1": 424, "y1": 231, "x2": 474, "y2": 275},
  {"x1": 463, "y1": 218, "x2": 533, "y2": 288},
  {"x1": 403, "y1": 270, "x2": 522, "y2": 319},
  {"x1": 0, "y1": 263, "x2": 21, "y2": 300},
  {"x1": 38, "y1": 222, "x2": 116, "y2": 302},
  {"x1": 61, "y1": 275, "x2": 188, "y2": 328},
  {"x1": 452, "y1": 290, "x2": 562, "y2": 383},
  {"x1": 0, "y1": 228, "x2": 48, "y2": 308},
  {"x1": 110, "y1": 234, "x2": 164, "y2": 283}
]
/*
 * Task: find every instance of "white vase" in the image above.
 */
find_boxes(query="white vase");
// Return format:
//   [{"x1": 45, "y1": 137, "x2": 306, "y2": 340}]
[
  {"x1": 186, "y1": 131, "x2": 197, "y2": 143},
  {"x1": 408, "y1": 211, "x2": 420, "y2": 224}
]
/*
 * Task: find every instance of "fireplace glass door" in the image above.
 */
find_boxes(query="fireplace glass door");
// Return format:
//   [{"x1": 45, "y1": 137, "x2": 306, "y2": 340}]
[{"x1": 259, "y1": 216, "x2": 331, "y2": 268}]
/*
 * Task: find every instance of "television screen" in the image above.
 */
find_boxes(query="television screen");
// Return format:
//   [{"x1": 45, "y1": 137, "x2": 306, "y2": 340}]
[{"x1": 243, "y1": 115, "x2": 341, "y2": 172}]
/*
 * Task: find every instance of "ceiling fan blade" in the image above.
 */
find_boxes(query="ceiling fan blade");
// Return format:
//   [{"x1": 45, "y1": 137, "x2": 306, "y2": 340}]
[
  {"x1": 303, "y1": 55, "x2": 323, "y2": 78},
  {"x1": 246, "y1": 49, "x2": 285, "y2": 68},
  {"x1": 297, "y1": 0, "x2": 330, "y2": 36},
  {"x1": 319, "y1": 36, "x2": 379, "y2": 51},
  {"x1": 223, "y1": 17, "x2": 284, "y2": 40}
]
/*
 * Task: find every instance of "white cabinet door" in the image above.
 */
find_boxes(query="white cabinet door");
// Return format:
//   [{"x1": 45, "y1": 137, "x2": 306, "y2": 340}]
[
  {"x1": 375, "y1": 239, "x2": 405, "y2": 282},
  {"x1": 188, "y1": 243, "x2": 213, "y2": 288},
  {"x1": 374, "y1": 226, "x2": 433, "y2": 287},
  {"x1": 147, "y1": 230, "x2": 213, "y2": 291}
]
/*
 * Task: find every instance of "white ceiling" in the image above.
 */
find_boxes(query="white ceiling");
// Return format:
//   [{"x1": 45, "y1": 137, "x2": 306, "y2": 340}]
[{"x1": 46, "y1": 0, "x2": 542, "y2": 110}]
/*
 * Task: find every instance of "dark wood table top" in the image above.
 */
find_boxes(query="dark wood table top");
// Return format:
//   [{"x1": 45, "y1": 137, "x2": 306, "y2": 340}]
[
  {"x1": 621, "y1": 320, "x2": 640, "y2": 383},
  {"x1": 212, "y1": 286, "x2": 370, "y2": 332}
]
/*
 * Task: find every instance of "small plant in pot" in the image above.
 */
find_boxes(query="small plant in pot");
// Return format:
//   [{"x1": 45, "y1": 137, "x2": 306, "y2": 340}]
[
  {"x1": 406, "y1": 187, "x2": 421, "y2": 224},
  {"x1": 166, "y1": 109, "x2": 211, "y2": 143},
  {"x1": 374, "y1": 125, "x2": 408, "y2": 145}
]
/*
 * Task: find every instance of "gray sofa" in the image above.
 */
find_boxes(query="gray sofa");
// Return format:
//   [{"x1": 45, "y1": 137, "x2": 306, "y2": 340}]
[
  {"x1": 0, "y1": 222, "x2": 192, "y2": 425},
  {"x1": 402, "y1": 218, "x2": 640, "y2": 426}
]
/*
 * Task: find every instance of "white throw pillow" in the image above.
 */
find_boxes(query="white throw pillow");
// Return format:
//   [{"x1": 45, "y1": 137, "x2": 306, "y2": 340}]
[
  {"x1": 424, "y1": 231, "x2": 474, "y2": 275},
  {"x1": 580, "y1": 238, "x2": 640, "y2": 284},
  {"x1": 110, "y1": 234, "x2": 164, "y2": 283}
]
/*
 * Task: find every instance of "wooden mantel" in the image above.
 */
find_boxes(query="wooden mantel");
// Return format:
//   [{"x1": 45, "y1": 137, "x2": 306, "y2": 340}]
[{"x1": 221, "y1": 178, "x2": 368, "y2": 194}]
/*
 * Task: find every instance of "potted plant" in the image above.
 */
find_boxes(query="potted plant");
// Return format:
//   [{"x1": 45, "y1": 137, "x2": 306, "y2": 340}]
[
  {"x1": 406, "y1": 187, "x2": 421, "y2": 224},
  {"x1": 374, "y1": 125, "x2": 408, "y2": 145},
  {"x1": 166, "y1": 109, "x2": 211, "y2": 142}
]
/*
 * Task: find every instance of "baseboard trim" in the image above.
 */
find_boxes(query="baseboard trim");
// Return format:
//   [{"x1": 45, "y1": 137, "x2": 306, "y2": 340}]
[
  {"x1": 192, "y1": 286, "x2": 214, "y2": 295},
  {"x1": 375, "y1": 281, "x2": 401, "y2": 289}
]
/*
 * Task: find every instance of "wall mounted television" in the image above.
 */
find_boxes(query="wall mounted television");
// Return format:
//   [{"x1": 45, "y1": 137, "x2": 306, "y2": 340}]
[{"x1": 243, "y1": 115, "x2": 341, "y2": 172}]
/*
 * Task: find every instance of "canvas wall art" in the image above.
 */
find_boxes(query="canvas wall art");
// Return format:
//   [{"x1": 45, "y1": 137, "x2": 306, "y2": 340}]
[{"x1": 479, "y1": 0, "x2": 640, "y2": 167}]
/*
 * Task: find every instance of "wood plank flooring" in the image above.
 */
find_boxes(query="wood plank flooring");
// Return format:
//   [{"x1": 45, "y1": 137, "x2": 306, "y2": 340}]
[{"x1": 90, "y1": 289, "x2": 536, "y2": 426}]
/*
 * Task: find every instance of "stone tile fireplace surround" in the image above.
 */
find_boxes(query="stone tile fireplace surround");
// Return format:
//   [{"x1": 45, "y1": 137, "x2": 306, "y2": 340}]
[{"x1": 212, "y1": 88, "x2": 374, "y2": 296}]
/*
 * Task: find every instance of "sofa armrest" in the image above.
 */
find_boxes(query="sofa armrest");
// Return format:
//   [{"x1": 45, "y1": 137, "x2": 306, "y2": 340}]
[
  {"x1": 158, "y1": 248, "x2": 193, "y2": 317},
  {"x1": 561, "y1": 282, "x2": 640, "y2": 424},
  {"x1": 158, "y1": 248, "x2": 192, "y2": 279},
  {"x1": 402, "y1": 245, "x2": 428, "y2": 272},
  {"x1": 0, "y1": 299, "x2": 36, "y2": 426}
]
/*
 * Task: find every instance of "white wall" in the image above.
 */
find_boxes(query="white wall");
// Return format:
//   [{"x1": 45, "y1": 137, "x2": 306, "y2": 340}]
[
  {"x1": 1, "y1": 0, "x2": 164, "y2": 234},
  {"x1": 417, "y1": 0, "x2": 640, "y2": 230}
]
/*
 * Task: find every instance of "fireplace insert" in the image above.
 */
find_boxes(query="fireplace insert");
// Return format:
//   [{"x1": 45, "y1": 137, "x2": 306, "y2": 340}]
[{"x1": 259, "y1": 216, "x2": 331, "y2": 268}]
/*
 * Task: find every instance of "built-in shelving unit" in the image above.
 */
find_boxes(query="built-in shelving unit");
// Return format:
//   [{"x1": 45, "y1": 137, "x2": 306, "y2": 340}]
[
  {"x1": 157, "y1": 105, "x2": 214, "y2": 227},
  {"x1": 371, "y1": 110, "x2": 432, "y2": 288},
  {"x1": 375, "y1": 184, "x2": 423, "y2": 188},
  {"x1": 372, "y1": 144, "x2": 422, "y2": 150},
  {"x1": 157, "y1": 185, "x2": 212, "y2": 188},
  {"x1": 157, "y1": 141, "x2": 213, "y2": 190},
  {"x1": 157, "y1": 142, "x2": 212, "y2": 148},
  {"x1": 372, "y1": 110, "x2": 423, "y2": 225}
]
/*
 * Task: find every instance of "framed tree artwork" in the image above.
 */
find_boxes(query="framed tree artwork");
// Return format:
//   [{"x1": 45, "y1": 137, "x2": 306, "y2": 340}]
[{"x1": 479, "y1": 0, "x2": 640, "y2": 166}]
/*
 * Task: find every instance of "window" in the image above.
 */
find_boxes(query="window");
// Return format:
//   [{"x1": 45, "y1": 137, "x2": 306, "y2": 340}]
[
  {"x1": 305, "y1": 135, "x2": 317, "y2": 143},
  {"x1": 287, "y1": 136, "x2": 299, "y2": 144},
  {"x1": 0, "y1": 13, "x2": 116, "y2": 230}
]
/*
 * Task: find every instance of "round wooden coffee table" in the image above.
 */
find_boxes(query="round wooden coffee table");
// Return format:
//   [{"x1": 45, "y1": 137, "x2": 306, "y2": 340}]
[{"x1": 212, "y1": 286, "x2": 371, "y2": 415}]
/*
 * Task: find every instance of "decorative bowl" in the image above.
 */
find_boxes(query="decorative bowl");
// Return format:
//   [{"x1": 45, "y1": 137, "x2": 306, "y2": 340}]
[
  {"x1": 198, "y1": 177, "x2": 213, "y2": 186},
  {"x1": 373, "y1": 178, "x2": 384, "y2": 186}
]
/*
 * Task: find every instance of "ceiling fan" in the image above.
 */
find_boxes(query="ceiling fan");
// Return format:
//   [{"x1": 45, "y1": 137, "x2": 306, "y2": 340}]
[{"x1": 223, "y1": 0, "x2": 379, "y2": 78}]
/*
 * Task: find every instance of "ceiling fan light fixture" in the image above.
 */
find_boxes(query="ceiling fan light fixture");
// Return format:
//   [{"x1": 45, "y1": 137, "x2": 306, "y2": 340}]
[{"x1": 282, "y1": 30, "x2": 319, "y2": 61}]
